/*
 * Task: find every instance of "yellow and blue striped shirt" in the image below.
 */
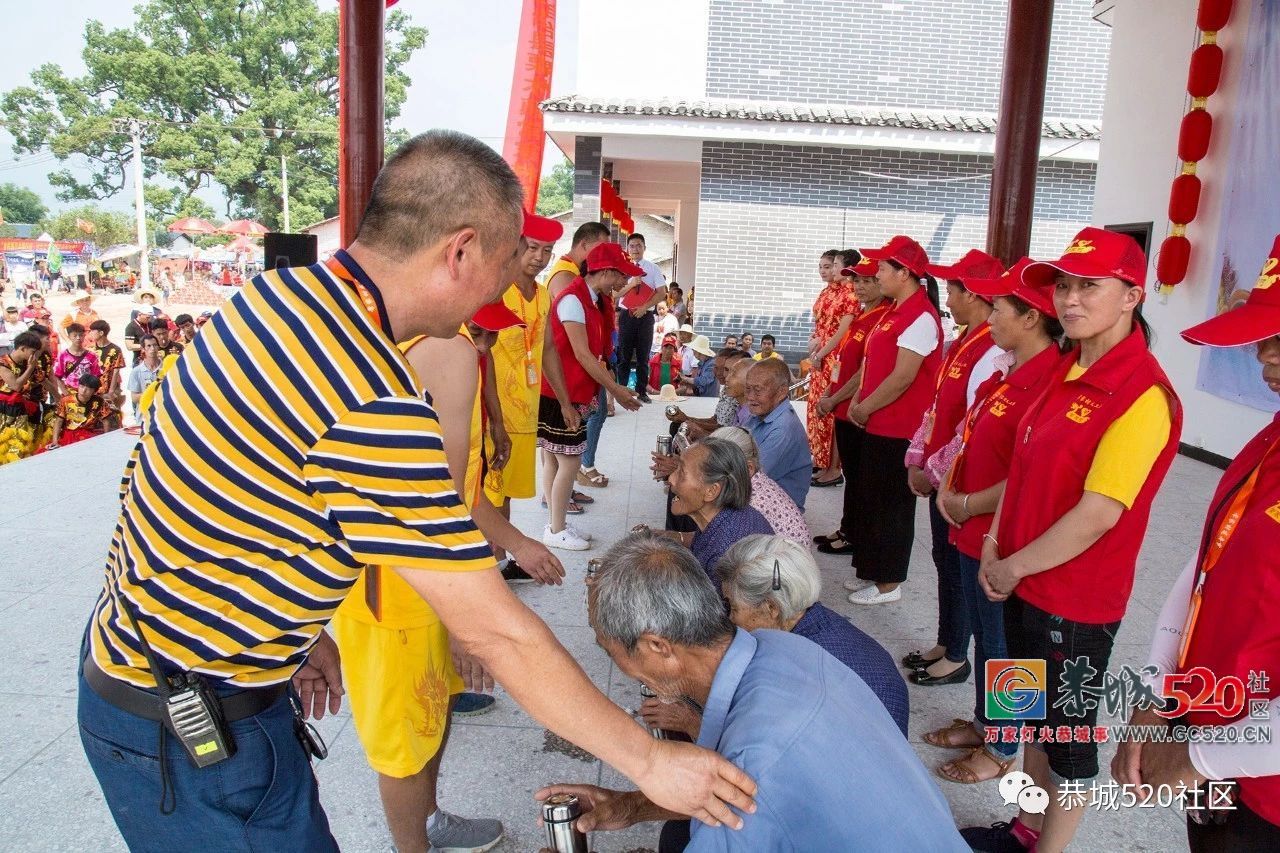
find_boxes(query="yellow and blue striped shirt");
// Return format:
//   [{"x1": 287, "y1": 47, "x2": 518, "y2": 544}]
[{"x1": 88, "y1": 250, "x2": 492, "y2": 687}]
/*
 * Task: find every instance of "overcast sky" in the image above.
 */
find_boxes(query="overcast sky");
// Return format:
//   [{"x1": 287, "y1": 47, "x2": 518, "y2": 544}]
[{"x1": 0, "y1": 0, "x2": 574, "y2": 219}]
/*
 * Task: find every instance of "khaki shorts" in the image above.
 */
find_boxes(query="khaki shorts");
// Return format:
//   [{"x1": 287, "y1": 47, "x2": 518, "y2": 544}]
[
  {"x1": 331, "y1": 611, "x2": 464, "y2": 778},
  {"x1": 484, "y1": 430, "x2": 537, "y2": 502}
]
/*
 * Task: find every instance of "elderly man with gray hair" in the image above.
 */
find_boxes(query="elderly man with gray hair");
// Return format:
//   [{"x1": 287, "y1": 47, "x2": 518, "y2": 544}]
[
  {"x1": 742, "y1": 358, "x2": 812, "y2": 510},
  {"x1": 537, "y1": 533, "x2": 966, "y2": 852}
]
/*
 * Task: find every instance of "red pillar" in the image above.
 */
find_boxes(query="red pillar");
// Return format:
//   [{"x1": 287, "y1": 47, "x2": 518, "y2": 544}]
[
  {"x1": 986, "y1": 0, "x2": 1054, "y2": 266},
  {"x1": 339, "y1": 0, "x2": 386, "y2": 248}
]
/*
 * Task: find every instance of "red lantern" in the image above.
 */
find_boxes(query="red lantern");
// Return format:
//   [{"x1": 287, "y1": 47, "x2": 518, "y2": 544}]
[
  {"x1": 1196, "y1": 0, "x2": 1233, "y2": 31},
  {"x1": 1156, "y1": 235, "x2": 1192, "y2": 286},
  {"x1": 1178, "y1": 109, "x2": 1214, "y2": 162},
  {"x1": 1187, "y1": 44, "x2": 1224, "y2": 98},
  {"x1": 1168, "y1": 174, "x2": 1203, "y2": 224}
]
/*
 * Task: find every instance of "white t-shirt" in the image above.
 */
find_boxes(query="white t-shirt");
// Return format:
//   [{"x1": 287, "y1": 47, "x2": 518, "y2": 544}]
[
  {"x1": 897, "y1": 314, "x2": 940, "y2": 357},
  {"x1": 636, "y1": 257, "x2": 665, "y2": 289},
  {"x1": 556, "y1": 294, "x2": 586, "y2": 325},
  {"x1": 966, "y1": 345, "x2": 1006, "y2": 407},
  {"x1": 651, "y1": 313, "x2": 678, "y2": 353}
]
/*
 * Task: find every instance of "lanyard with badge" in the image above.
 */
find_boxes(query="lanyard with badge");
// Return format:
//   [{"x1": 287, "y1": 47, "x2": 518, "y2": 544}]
[
  {"x1": 921, "y1": 324, "x2": 991, "y2": 443},
  {"x1": 515, "y1": 292, "x2": 541, "y2": 386},
  {"x1": 326, "y1": 257, "x2": 389, "y2": 620},
  {"x1": 1177, "y1": 436, "x2": 1280, "y2": 668}
]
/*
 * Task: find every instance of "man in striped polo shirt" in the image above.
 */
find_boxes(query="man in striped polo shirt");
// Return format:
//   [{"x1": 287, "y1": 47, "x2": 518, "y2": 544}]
[{"x1": 77, "y1": 130, "x2": 755, "y2": 851}]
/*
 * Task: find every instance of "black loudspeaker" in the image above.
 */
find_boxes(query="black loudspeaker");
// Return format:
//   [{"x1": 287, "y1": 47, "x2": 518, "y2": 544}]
[{"x1": 263, "y1": 232, "x2": 318, "y2": 270}]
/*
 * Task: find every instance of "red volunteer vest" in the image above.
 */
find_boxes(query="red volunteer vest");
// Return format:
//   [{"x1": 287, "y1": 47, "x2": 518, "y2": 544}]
[
  {"x1": 948, "y1": 346, "x2": 1066, "y2": 558},
  {"x1": 543, "y1": 276, "x2": 606, "y2": 405},
  {"x1": 859, "y1": 288, "x2": 943, "y2": 439},
  {"x1": 1180, "y1": 413, "x2": 1280, "y2": 827},
  {"x1": 922, "y1": 321, "x2": 999, "y2": 461},
  {"x1": 998, "y1": 327, "x2": 1182, "y2": 623},
  {"x1": 834, "y1": 301, "x2": 891, "y2": 421}
]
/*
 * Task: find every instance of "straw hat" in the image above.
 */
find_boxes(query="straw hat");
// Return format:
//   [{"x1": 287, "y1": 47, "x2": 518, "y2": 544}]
[
  {"x1": 71, "y1": 288, "x2": 93, "y2": 304},
  {"x1": 689, "y1": 334, "x2": 715, "y2": 358},
  {"x1": 134, "y1": 284, "x2": 162, "y2": 303},
  {"x1": 657, "y1": 384, "x2": 687, "y2": 403}
]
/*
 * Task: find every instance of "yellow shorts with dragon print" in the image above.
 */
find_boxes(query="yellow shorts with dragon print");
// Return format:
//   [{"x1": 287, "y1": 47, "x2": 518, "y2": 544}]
[{"x1": 331, "y1": 610, "x2": 465, "y2": 778}]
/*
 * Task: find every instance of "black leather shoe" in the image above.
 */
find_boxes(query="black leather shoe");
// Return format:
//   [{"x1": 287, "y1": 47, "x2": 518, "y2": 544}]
[
  {"x1": 816, "y1": 534, "x2": 855, "y2": 555},
  {"x1": 909, "y1": 659, "x2": 972, "y2": 686},
  {"x1": 901, "y1": 649, "x2": 944, "y2": 669},
  {"x1": 813, "y1": 530, "x2": 842, "y2": 545},
  {"x1": 811, "y1": 474, "x2": 844, "y2": 488},
  {"x1": 960, "y1": 821, "x2": 1028, "y2": 853},
  {"x1": 637, "y1": 393, "x2": 652, "y2": 404}
]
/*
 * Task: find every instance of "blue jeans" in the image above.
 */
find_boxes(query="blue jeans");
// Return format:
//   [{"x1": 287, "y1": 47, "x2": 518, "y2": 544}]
[
  {"x1": 582, "y1": 386, "x2": 608, "y2": 468},
  {"x1": 956, "y1": 551, "x2": 1018, "y2": 758},
  {"x1": 930, "y1": 494, "x2": 971, "y2": 664},
  {"x1": 77, "y1": 651, "x2": 337, "y2": 852}
]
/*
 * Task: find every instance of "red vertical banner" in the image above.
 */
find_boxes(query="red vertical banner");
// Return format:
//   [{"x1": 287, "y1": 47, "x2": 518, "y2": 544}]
[{"x1": 502, "y1": 0, "x2": 557, "y2": 208}]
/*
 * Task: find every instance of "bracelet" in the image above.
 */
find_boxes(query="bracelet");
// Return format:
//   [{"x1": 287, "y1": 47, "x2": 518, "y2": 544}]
[
  {"x1": 962, "y1": 493, "x2": 972, "y2": 516},
  {"x1": 982, "y1": 532, "x2": 998, "y2": 549}
]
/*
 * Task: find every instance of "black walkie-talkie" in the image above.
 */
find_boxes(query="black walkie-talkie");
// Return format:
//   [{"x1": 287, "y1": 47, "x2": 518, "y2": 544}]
[{"x1": 120, "y1": 595, "x2": 236, "y2": 767}]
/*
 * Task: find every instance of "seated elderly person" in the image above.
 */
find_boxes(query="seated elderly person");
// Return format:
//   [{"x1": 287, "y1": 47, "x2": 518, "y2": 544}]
[
  {"x1": 719, "y1": 535, "x2": 908, "y2": 735},
  {"x1": 708, "y1": 427, "x2": 809, "y2": 547},
  {"x1": 743, "y1": 358, "x2": 811, "y2": 510},
  {"x1": 538, "y1": 534, "x2": 965, "y2": 852},
  {"x1": 665, "y1": 437, "x2": 772, "y2": 585},
  {"x1": 666, "y1": 349, "x2": 750, "y2": 440}
]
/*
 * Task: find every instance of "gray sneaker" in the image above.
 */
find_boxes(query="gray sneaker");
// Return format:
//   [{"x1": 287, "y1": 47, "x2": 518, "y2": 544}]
[{"x1": 427, "y1": 809, "x2": 504, "y2": 853}]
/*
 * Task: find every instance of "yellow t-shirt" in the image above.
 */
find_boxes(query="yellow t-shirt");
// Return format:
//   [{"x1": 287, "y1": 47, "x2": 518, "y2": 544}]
[
  {"x1": 546, "y1": 256, "x2": 581, "y2": 286},
  {"x1": 490, "y1": 282, "x2": 551, "y2": 435},
  {"x1": 752, "y1": 351, "x2": 783, "y2": 361},
  {"x1": 339, "y1": 329, "x2": 485, "y2": 628},
  {"x1": 1067, "y1": 363, "x2": 1173, "y2": 509}
]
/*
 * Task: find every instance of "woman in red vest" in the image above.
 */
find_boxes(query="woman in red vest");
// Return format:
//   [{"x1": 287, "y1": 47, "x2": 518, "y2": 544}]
[
  {"x1": 813, "y1": 258, "x2": 890, "y2": 552},
  {"x1": 1113, "y1": 235, "x2": 1280, "y2": 850},
  {"x1": 922, "y1": 259, "x2": 1065, "y2": 784},
  {"x1": 966, "y1": 228, "x2": 1182, "y2": 853},
  {"x1": 538, "y1": 243, "x2": 641, "y2": 551},
  {"x1": 902, "y1": 249, "x2": 1007, "y2": 687},
  {"x1": 841, "y1": 236, "x2": 943, "y2": 605}
]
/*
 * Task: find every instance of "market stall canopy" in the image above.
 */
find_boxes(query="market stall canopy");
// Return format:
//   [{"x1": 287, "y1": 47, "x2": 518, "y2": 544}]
[
  {"x1": 219, "y1": 219, "x2": 268, "y2": 236},
  {"x1": 96, "y1": 244, "x2": 143, "y2": 262},
  {"x1": 167, "y1": 217, "x2": 217, "y2": 235}
]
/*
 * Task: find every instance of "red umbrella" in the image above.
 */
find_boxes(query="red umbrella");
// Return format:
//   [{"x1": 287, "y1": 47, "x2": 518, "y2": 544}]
[
  {"x1": 225, "y1": 234, "x2": 256, "y2": 252},
  {"x1": 168, "y1": 217, "x2": 218, "y2": 235},
  {"x1": 220, "y1": 219, "x2": 269, "y2": 237}
]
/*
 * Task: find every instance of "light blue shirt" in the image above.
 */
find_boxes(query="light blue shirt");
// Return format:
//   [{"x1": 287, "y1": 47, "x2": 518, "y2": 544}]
[
  {"x1": 748, "y1": 401, "x2": 812, "y2": 510},
  {"x1": 688, "y1": 629, "x2": 966, "y2": 852}
]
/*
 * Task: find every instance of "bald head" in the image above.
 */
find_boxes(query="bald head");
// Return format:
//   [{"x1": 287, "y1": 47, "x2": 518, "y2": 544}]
[
  {"x1": 745, "y1": 358, "x2": 792, "y2": 417},
  {"x1": 356, "y1": 129, "x2": 524, "y2": 260}
]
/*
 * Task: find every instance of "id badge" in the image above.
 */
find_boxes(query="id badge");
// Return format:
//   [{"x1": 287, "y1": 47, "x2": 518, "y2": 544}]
[
  {"x1": 525, "y1": 354, "x2": 538, "y2": 387},
  {"x1": 830, "y1": 360, "x2": 841, "y2": 385}
]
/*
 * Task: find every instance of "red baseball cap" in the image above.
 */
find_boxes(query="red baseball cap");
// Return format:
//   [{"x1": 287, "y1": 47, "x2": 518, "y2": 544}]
[
  {"x1": 1182, "y1": 234, "x2": 1280, "y2": 347},
  {"x1": 471, "y1": 299, "x2": 526, "y2": 332},
  {"x1": 661, "y1": 333, "x2": 679, "y2": 347},
  {"x1": 841, "y1": 257, "x2": 878, "y2": 278},
  {"x1": 586, "y1": 242, "x2": 644, "y2": 277},
  {"x1": 964, "y1": 258, "x2": 1058, "y2": 318},
  {"x1": 924, "y1": 249, "x2": 1006, "y2": 283},
  {"x1": 523, "y1": 210, "x2": 564, "y2": 243},
  {"x1": 860, "y1": 235, "x2": 931, "y2": 278},
  {"x1": 1022, "y1": 227, "x2": 1148, "y2": 289}
]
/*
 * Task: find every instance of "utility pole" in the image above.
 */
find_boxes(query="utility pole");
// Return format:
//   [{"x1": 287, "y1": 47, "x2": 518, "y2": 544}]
[
  {"x1": 113, "y1": 118, "x2": 150, "y2": 285},
  {"x1": 281, "y1": 154, "x2": 291, "y2": 233}
]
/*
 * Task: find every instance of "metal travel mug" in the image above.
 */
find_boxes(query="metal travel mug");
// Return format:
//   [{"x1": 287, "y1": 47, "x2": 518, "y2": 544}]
[
  {"x1": 586, "y1": 558, "x2": 602, "y2": 580},
  {"x1": 638, "y1": 684, "x2": 669, "y2": 739},
  {"x1": 665, "y1": 404, "x2": 679, "y2": 418},
  {"x1": 542, "y1": 793, "x2": 589, "y2": 853},
  {"x1": 656, "y1": 434, "x2": 673, "y2": 455}
]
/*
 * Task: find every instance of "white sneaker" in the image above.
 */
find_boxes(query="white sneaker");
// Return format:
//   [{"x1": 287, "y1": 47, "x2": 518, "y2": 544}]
[
  {"x1": 543, "y1": 524, "x2": 590, "y2": 552},
  {"x1": 847, "y1": 585, "x2": 902, "y2": 605},
  {"x1": 567, "y1": 522, "x2": 593, "y2": 542},
  {"x1": 843, "y1": 577, "x2": 873, "y2": 592}
]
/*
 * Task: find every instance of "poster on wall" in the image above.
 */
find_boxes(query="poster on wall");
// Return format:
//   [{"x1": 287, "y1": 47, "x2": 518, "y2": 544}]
[{"x1": 1196, "y1": 0, "x2": 1280, "y2": 412}]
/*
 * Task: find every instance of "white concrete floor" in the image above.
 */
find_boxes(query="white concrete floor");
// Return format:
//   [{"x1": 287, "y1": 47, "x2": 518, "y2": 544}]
[{"x1": 0, "y1": 396, "x2": 1211, "y2": 852}]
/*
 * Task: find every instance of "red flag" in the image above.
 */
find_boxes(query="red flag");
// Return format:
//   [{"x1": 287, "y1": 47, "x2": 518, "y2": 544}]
[{"x1": 501, "y1": 0, "x2": 557, "y2": 207}]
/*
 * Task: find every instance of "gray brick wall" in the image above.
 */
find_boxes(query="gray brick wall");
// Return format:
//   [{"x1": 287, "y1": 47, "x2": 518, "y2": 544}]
[
  {"x1": 691, "y1": 141, "x2": 1095, "y2": 354},
  {"x1": 705, "y1": 0, "x2": 1110, "y2": 121},
  {"x1": 572, "y1": 136, "x2": 603, "y2": 228}
]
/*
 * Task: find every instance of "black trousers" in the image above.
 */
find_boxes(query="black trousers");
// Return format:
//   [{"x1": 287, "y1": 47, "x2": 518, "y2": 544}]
[
  {"x1": 616, "y1": 310, "x2": 655, "y2": 391},
  {"x1": 1188, "y1": 797, "x2": 1280, "y2": 852},
  {"x1": 846, "y1": 431, "x2": 916, "y2": 584},
  {"x1": 833, "y1": 418, "x2": 864, "y2": 536}
]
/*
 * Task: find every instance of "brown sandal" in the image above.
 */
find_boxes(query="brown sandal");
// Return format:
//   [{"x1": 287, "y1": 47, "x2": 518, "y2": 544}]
[
  {"x1": 923, "y1": 718, "x2": 985, "y2": 749},
  {"x1": 936, "y1": 747, "x2": 1016, "y2": 785}
]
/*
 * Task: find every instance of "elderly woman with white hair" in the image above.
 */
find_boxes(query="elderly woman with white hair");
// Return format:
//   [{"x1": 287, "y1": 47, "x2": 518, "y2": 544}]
[
  {"x1": 709, "y1": 426, "x2": 810, "y2": 546},
  {"x1": 719, "y1": 534, "x2": 908, "y2": 735},
  {"x1": 666, "y1": 437, "x2": 773, "y2": 585}
]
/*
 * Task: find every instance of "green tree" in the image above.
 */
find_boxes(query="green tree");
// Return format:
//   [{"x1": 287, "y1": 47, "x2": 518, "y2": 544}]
[
  {"x1": 536, "y1": 159, "x2": 574, "y2": 216},
  {"x1": 2, "y1": 0, "x2": 425, "y2": 231},
  {"x1": 0, "y1": 183, "x2": 48, "y2": 223},
  {"x1": 39, "y1": 204, "x2": 135, "y2": 246}
]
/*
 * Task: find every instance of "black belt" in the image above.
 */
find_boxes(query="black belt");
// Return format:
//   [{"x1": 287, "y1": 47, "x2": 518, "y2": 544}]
[{"x1": 83, "y1": 655, "x2": 286, "y2": 723}]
